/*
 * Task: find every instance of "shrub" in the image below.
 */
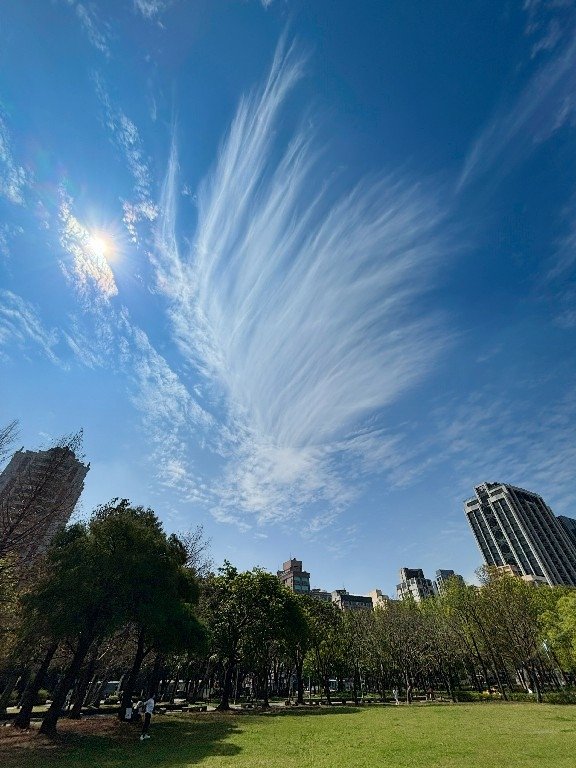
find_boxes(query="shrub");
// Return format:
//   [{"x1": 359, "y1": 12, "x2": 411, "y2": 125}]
[
  {"x1": 543, "y1": 690, "x2": 576, "y2": 705},
  {"x1": 455, "y1": 689, "x2": 502, "y2": 702},
  {"x1": 455, "y1": 690, "x2": 480, "y2": 702},
  {"x1": 35, "y1": 688, "x2": 50, "y2": 705},
  {"x1": 507, "y1": 692, "x2": 535, "y2": 703}
]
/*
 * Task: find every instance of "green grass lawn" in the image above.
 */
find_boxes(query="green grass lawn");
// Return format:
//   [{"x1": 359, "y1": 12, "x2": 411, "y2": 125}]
[{"x1": 3, "y1": 703, "x2": 575, "y2": 768}]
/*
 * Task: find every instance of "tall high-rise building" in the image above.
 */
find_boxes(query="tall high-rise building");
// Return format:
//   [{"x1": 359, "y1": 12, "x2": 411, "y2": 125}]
[
  {"x1": 309, "y1": 588, "x2": 331, "y2": 602},
  {"x1": 331, "y1": 589, "x2": 373, "y2": 611},
  {"x1": 465, "y1": 482, "x2": 576, "y2": 587},
  {"x1": 0, "y1": 447, "x2": 89, "y2": 562},
  {"x1": 434, "y1": 569, "x2": 464, "y2": 593},
  {"x1": 368, "y1": 588, "x2": 392, "y2": 609},
  {"x1": 276, "y1": 558, "x2": 310, "y2": 593},
  {"x1": 396, "y1": 567, "x2": 435, "y2": 601},
  {"x1": 558, "y1": 516, "x2": 576, "y2": 549}
]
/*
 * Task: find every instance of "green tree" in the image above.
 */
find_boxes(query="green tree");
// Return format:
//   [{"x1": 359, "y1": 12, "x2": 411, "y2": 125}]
[
  {"x1": 117, "y1": 538, "x2": 207, "y2": 720},
  {"x1": 440, "y1": 575, "x2": 509, "y2": 699},
  {"x1": 240, "y1": 571, "x2": 306, "y2": 707},
  {"x1": 201, "y1": 565, "x2": 307, "y2": 710},
  {"x1": 540, "y1": 589, "x2": 576, "y2": 676},
  {"x1": 22, "y1": 499, "x2": 194, "y2": 735},
  {"x1": 375, "y1": 598, "x2": 426, "y2": 703},
  {"x1": 479, "y1": 570, "x2": 545, "y2": 700},
  {"x1": 304, "y1": 598, "x2": 344, "y2": 703},
  {"x1": 289, "y1": 594, "x2": 314, "y2": 703}
]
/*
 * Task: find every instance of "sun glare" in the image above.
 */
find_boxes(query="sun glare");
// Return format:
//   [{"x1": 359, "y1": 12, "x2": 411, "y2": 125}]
[{"x1": 87, "y1": 233, "x2": 111, "y2": 261}]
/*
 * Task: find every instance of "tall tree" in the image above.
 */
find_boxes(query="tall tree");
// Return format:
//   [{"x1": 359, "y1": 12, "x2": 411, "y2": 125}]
[
  {"x1": 304, "y1": 598, "x2": 344, "y2": 703},
  {"x1": 479, "y1": 569, "x2": 548, "y2": 701},
  {"x1": 23, "y1": 499, "x2": 192, "y2": 735},
  {"x1": 117, "y1": 538, "x2": 207, "y2": 720},
  {"x1": 240, "y1": 571, "x2": 306, "y2": 707}
]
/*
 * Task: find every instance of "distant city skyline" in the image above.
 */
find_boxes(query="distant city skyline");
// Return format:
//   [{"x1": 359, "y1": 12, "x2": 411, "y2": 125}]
[{"x1": 1, "y1": 2, "x2": 576, "y2": 597}]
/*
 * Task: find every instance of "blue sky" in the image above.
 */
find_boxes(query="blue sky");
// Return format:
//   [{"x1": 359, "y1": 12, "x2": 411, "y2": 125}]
[{"x1": 1, "y1": 1, "x2": 575, "y2": 596}]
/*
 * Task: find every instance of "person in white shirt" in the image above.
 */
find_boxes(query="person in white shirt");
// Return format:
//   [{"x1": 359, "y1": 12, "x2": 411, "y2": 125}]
[{"x1": 139, "y1": 694, "x2": 155, "y2": 740}]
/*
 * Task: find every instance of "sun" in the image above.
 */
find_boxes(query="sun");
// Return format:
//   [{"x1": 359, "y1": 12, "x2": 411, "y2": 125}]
[{"x1": 87, "y1": 233, "x2": 111, "y2": 261}]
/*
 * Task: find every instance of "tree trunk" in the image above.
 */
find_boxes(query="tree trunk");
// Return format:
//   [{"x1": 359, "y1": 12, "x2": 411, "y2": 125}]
[
  {"x1": 216, "y1": 663, "x2": 235, "y2": 711},
  {"x1": 118, "y1": 630, "x2": 147, "y2": 720},
  {"x1": 464, "y1": 654, "x2": 483, "y2": 692},
  {"x1": 527, "y1": 662, "x2": 543, "y2": 703},
  {"x1": 68, "y1": 647, "x2": 99, "y2": 719},
  {"x1": 352, "y1": 665, "x2": 360, "y2": 704},
  {"x1": 88, "y1": 674, "x2": 109, "y2": 708},
  {"x1": 0, "y1": 669, "x2": 20, "y2": 716},
  {"x1": 547, "y1": 647, "x2": 569, "y2": 688},
  {"x1": 15, "y1": 668, "x2": 32, "y2": 705},
  {"x1": 169, "y1": 666, "x2": 180, "y2": 704},
  {"x1": 405, "y1": 671, "x2": 412, "y2": 704},
  {"x1": 83, "y1": 675, "x2": 99, "y2": 707},
  {"x1": 148, "y1": 653, "x2": 164, "y2": 700},
  {"x1": 295, "y1": 658, "x2": 304, "y2": 704},
  {"x1": 468, "y1": 634, "x2": 489, "y2": 691},
  {"x1": 323, "y1": 675, "x2": 332, "y2": 704},
  {"x1": 14, "y1": 643, "x2": 58, "y2": 729},
  {"x1": 190, "y1": 661, "x2": 210, "y2": 703},
  {"x1": 261, "y1": 669, "x2": 270, "y2": 708},
  {"x1": 40, "y1": 635, "x2": 92, "y2": 736}
]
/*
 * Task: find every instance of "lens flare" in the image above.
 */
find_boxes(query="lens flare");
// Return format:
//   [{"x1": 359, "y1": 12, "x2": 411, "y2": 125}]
[{"x1": 87, "y1": 233, "x2": 109, "y2": 260}]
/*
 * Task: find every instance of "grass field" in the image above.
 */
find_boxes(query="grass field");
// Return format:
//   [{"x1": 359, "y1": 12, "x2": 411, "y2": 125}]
[{"x1": 2, "y1": 703, "x2": 575, "y2": 768}]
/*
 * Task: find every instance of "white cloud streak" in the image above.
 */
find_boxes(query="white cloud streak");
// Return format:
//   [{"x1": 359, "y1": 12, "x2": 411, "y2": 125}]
[
  {"x1": 458, "y1": 13, "x2": 576, "y2": 188},
  {"x1": 435, "y1": 384, "x2": 576, "y2": 516},
  {"x1": 0, "y1": 113, "x2": 29, "y2": 205},
  {"x1": 154, "y1": 40, "x2": 451, "y2": 529},
  {"x1": 133, "y1": 0, "x2": 172, "y2": 19},
  {"x1": 94, "y1": 74, "x2": 158, "y2": 241},
  {"x1": 0, "y1": 291, "x2": 61, "y2": 365},
  {"x1": 541, "y1": 198, "x2": 576, "y2": 329},
  {"x1": 58, "y1": 190, "x2": 118, "y2": 300},
  {"x1": 61, "y1": 296, "x2": 213, "y2": 505},
  {"x1": 121, "y1": 317, "x2": 214, "y2": 502},
  {"x1": 75, "y1": 3, "x2": 111, "y2": 56}
]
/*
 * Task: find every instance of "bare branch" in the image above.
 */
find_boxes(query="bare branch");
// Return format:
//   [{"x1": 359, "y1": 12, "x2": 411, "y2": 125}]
[
  {"x1": 177, "y1": 525, "x2": 213, "y2": 578},
  {"x1": 0, "y1": 420, "x2": 19, "y2": 465}
]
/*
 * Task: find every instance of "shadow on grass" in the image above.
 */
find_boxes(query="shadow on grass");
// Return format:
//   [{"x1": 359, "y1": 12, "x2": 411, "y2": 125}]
[
  {"x1": 1, "y1": 707, "x2": 369, "y2": 768},
  {"x1": 1, "y1": 715, "x2": 243, "y2": 768},
  {"x1": 252, "y1": 706, "x2": 363, "y2": 718}
]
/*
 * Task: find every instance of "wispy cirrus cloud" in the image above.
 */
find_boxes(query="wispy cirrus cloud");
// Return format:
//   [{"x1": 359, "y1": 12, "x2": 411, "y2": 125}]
[
  {"x1": 122, "y1": 319, "x2": 213, "y2": 504},
  {"x1": 154, "y1": 40, "x2": 452, "y2": 530},
  {"x1": 541, "y1": 197, "x2": 576, "y2": 328},
  {"x1": 0, "y1": 112, "x2": 30, "y2": 205},
  {"x1": 94, "y1": 75, "x2": 152, "y2": 200},
  {"x1": 458, "y1": 8, "x2": 576, "y2": 189},
  {"x1": 94, "y1": 74, "x2": 158, "y2": 242},
  {"x1": 60, "y1": 290, "x2": 212, "y2": 508},
  {"x1": 435, "y1": 384, "x2": 576, "y2": 515},
  {"x1": 0, "y1": 223, "x2": 23, "y2": 263},
  {"x1": 65, "y1": 1, "x2": 111, "y2": 56},
  {"x1": 58, "y1": 190, "x2": 118, "y2": 300},
  {"x1": 0, "y1": 291, "x2": 61, "y2": 365},
  {"x1": 133, "y1": 0, "x2": 173, "y2": 19},
  {"x1": 523, "y1": 0, "x2": 574, "y2": 57},
  {"x1": 122, "y1": 200, "x2": 158, "y2": 243}
]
